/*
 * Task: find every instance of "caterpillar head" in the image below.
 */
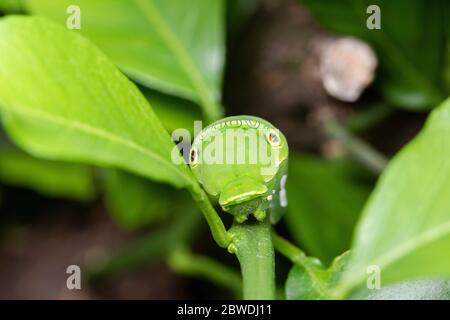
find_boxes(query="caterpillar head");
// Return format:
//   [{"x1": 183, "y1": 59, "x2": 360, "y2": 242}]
[{"x1": 189, "y1": 116, "x2": 288, "y2": 223}]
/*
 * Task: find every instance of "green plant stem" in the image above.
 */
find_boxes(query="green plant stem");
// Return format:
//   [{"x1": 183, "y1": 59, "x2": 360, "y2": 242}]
[
  {"x1": 228, "y1": 218, "x2": 275, "y2": 300},
  {"x1": 136, "y1": 0, "x2": 229, "y2": 247},
  {"x1": 323, "y1": 119, "x2": 388, "y2": 175},
  {"x1": 168, "y1": 247, "x2": 242, "y2": 297},
  {"x1": 190, "y1": 185, "x2": 232, "y2": 248},
  {"x1": 134, "y1": 0, "x2": 223, "y2": 123},
  {"x1": 271, "y1": 231, "x2": 310, "y2": 268},
  {"x1": 88, "y1": 207, "x2": 203, "y2": 282},
  {"x1": 272, "y1": 231, "x2": 331, "y2": 298}
]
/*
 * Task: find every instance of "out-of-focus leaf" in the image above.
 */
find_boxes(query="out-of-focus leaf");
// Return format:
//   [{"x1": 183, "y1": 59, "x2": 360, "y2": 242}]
[
  {"x1": 0, "y1": 0, "x2": 22, "y2": 13},
  {"x1": 336, "y1": 97, "x2": 450, "y2": 296},
  {"x1": 168, "y1": 247, "x2": 243, "y2": 297},
  {"x1": 445, "y1": 2, "x2": 450, "y2": 92},
  {"x1": 142, "y1": 88, "x2": 202, "y2": 134},
  {"x1": 285, "y1": 153, "x2": 371, "y2": 264},
  {"x1": 103, "y1": 169, "x2": 187, "y2": 230},
  {"x1": 350, "y1": 279, "x2": 450, "y2": 300},
  {"x1": 0, "y1": 17, "x2": 195, "y2": 189},
  {"x1": 89, "y1": 206, "x2": 203, "y2": 281},
  {"x1": 0, "y1": 147, "x2": 95, "y2": 201},
  {"x1": 227, "y1": 0, "x2": 259, "y2": 39},
  {"x1": 301, "y1": 0, "x2": 447, "y2": 110},
  {"x1": 25, "y1": 0, "x2": 225, "y2": 122},
  {"x1": 345, "y1": 103, "x2": 392, "y2": 133},
  {"x1": 286, "y1": 252, "x2": 349, "y2": 300}
]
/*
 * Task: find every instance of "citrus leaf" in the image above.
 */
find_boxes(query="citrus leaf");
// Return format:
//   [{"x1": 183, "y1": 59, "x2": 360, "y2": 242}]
[
  {"x1": 336, "y1": 97, "x2": 450, "y2": 295},
  {"x1": 0, "y1": 0, "x2": 23, "y2": 13},
  {"x1": 0, "y1": 146, "x2": 95, "y2": 201},
  {"x1": 103, "y1": 169, "x2": 188, "y2": 230},
  {"x1": 25, "y1": 0, "x2": 225, "y2": 121},
  {"x1": 286, "y1": 252, "x2": 350, "y2": 300},
  {"x1": 142, "y1": 88, "x2": 202, "y2": 134},
  {"x1": 350, "y1": 279, "x2": 450, "y2": 300},
  {"x1": 0, "y1": 16, "x2": 195, "y2": 189},
  {"x1": 286, "y1": 153, "x2": 371, "y2": 264}
]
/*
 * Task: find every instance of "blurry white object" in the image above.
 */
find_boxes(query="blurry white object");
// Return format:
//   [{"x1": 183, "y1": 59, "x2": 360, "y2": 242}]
[{"x1": 320, "y1": 37, "x2": 378, "y2": 102}]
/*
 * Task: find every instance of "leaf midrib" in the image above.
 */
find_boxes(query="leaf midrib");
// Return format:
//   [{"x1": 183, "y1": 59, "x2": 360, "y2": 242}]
[
  {"x1": 133, "y1": 0, "x2": 221, "y2": 122},
  {"x1": 292, "y1": 254, "x2": 328, "y2": 298},
  {"x1": 339, "y1": 219, "x2": 450, "y2": 295},
  {"x1": 376, "y1": 220, "x2": 450, "y2": 271}
]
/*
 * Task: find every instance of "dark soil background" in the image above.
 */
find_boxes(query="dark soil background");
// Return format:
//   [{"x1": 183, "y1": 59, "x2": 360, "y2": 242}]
[{"x1": 0, "y1": 0, "x2": 426, "y2": 299}]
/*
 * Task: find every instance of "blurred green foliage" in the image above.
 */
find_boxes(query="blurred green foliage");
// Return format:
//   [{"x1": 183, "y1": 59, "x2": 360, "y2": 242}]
[
  {"x1": 142, "y1": 88, "x2": 201, "y2": 134},
  {"x1": 0, "y1": 146, "x2": 95, "y2": 201},
  {"x1": 0, "y1": 17, "x2": 195, "y2": 189},
  {"x1": 25, "y1": 0, "x2": 225, "y2": 121},
  {"x1": 337, "y1": 97, "x2": 450, "y2": 294},
  {"x1": 302, "y1": 0, "x2": 449, "y2": 110},
  {"x1": 286, "y1": 153, "x2": 371, "y2": 264},
  {"x1": 0, "y1": 0, "x2": 22, "y2": 13},
  {"x1": 226, "y1": 0, "x2": 259, "y2": 39},
  {"x1": 102, "y1": 169, "x2": 190, "y2": 230}
]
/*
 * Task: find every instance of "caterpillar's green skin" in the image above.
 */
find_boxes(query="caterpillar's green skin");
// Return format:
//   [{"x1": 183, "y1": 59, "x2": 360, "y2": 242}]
[{"x1": 189, "y1": 116, "x2": 288, "y2": 223}]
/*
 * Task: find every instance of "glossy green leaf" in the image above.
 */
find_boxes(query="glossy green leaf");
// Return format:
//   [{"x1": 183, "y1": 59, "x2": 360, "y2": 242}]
[
  {"x1": 103, "y1": 169, "x2": 187, "y2": 230},
  {"x1": 25, "y1": 0, "x2": 225, "y2": 121},
  {"x1": 285, "y1": 153, "x2": 371, "y2": 264},
  {"x1": 0, "y1": 0, "x2": 23, "y2": 13},
  {"x1": 0, "y1": 147, "x2": 95, "y2": 201},
  {"x1": 142, "y1": 88, "x2": 202, "y2": 134},
  {"x1": 0, "y1": 16, "x2": 195, "y2": 190},
  {"x1": 336, "y1": 97, "x2": 450, "y2": 296},
  {"x1": 350, "y1": 279, "x2": 450, "y2": 300},
  {"x1": 445, "y1": 2, "x2": 450, "y2": 92},
  {"x1": 285, "y1": 259, "x2": 327, "y2": 300},
  {"x1": 286, "y1": 252, "x2": 349, "y2": 300},
  {"x1": 286, "y1": 249, "x2": 450, "y2": 300},
  {"x1": 301, "y1": 0, "x2": 447, "y2": 109}
]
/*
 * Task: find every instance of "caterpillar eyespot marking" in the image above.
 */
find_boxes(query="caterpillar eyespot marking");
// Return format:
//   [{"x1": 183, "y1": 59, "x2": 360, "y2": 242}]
[
  {"x1": 266, "y1": 129, "x2": 281, "y2": 147},
  {"x1": 190, "y1": 147, "x2": 199, "y2": 166}
]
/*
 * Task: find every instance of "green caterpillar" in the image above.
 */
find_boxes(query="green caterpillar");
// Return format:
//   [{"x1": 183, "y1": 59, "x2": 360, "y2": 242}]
[{"x1": 189, "y1": 116, "x2": 288, "y2": 223}]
